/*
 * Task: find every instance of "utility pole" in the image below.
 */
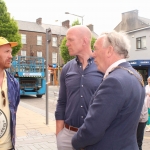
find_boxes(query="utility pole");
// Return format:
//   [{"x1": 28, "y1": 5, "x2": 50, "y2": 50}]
[{"x1": 46, "y1": 28, "x2": 51, "y2": 125}]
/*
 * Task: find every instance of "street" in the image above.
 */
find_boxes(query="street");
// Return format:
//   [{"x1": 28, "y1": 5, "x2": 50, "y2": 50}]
[{"x1": 20, "y1": 86, "x2": 59, "y2": 114}]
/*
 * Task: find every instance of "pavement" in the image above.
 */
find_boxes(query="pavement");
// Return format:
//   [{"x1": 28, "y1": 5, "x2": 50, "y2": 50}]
[
  {"x1": 15, "y1": 86, "x2": 58, "y2": 150},
  {"x1": 15, "y1": 86, "x2": 150, "y2": 150}
]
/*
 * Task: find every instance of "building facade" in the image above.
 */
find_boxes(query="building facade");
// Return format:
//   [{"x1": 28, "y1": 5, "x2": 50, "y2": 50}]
[
  {"x1": 16, "y1": 18, "x2": 98, "y2": 68},
  {"x1": 16, "y1": 18, "x2": 69, "y2": 67},
  {"x1": 114, "y1": 10, "x2": 150, "y2": 84}
]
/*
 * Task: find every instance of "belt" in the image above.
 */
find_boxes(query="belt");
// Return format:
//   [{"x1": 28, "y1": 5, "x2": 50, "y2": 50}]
[{"x1": 64, "y1": 123, "x2": 78, "y2": 132}]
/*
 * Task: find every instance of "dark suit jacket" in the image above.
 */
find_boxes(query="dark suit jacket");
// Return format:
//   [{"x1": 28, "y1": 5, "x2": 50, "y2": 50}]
[{"x1": 72, "y1": 62, "x2": 145, "y2": 150}]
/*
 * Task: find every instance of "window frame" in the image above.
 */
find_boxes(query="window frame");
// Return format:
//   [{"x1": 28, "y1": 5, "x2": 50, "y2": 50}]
[
  {"x1": 52, "y1": 37, "x2": 58, "y2": 47},
  {"x1": 37, "y1": 51, "x2": 42, "y2": 57},
  {"x1": 136, "y1": 36, "x2": 146, "y2": 49},
  {"x1": 21, "y1": 34, "x2": 26, "y2": 44},
  {"x1": 37, "y1": 35, "x2": 42, "y2": 45},
  {"x1": 52, "y1": 52, "x2": 57, "y2": 64}
]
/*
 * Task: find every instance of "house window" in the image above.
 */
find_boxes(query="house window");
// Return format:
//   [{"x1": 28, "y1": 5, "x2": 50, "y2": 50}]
[
  {"x1": 37, "y1": 36, "x2": 42, "y2": 45},
  {"x1": 52, "y1": 37, "x2": 57, "y2": 47},
  {"x1": 21, "y1": 50, "x2": 26, "y2": 56},
  {"x1": 136, "y1": 36, "x2": 146, "y2": 49},
  {"x1": 20, "y1": 50, "x2": 26, "y2": 61},
  {"x1": 52, "y1": 52, "x2": 57, "y2": 64},
  {"x1": 21, "y1": 34, "x2": 26, "y2": 44},
  {"x1": 37, "y1": 51, "x2": 42, "y2": 57}
]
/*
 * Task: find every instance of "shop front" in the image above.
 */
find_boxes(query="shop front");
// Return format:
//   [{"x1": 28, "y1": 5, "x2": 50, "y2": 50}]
[{"x1": 128, "y1": 60, "x2": 150, "y2": 85}]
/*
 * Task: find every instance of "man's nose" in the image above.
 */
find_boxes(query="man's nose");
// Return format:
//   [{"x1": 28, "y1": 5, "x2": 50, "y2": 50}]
[{"x1": 9, "y1": 53, "x2": 13, "y2": 58}]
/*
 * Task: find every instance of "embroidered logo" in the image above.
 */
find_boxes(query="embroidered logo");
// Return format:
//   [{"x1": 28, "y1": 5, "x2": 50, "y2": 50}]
[{"x1": 0, "y1": 109, "x2": 7, "y2": 138}]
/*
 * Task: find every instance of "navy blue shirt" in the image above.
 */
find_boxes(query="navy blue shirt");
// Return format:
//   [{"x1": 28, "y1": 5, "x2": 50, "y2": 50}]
[{"x1": 55, "y1": 57, "x2": 103, "y2": 128}]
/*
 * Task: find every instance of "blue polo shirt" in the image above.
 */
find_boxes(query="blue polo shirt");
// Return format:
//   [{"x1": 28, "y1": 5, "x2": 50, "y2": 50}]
[{"x1": 55, "y1": 57, "x2": 103, "y2": 128}]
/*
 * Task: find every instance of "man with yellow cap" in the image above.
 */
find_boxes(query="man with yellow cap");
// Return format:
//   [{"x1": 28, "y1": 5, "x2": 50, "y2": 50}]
[{"x1": 0, "y1": 37, "x2": 20, "y2": 150}]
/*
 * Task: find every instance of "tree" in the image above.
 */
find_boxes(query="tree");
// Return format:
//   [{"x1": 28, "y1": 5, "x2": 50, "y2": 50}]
[
  {"x1": 0, "y1": 0, "x2": 22, "y2": 56},
  {"x1": 60, "y1": 19, "x2": 96, "y2": 64},
  {"x1": 91, "y1": 37, "x2": 96, "y2": 50},
  {"x1": 60, "y1": 37, "x2": 75, "y2": 64},
  {"x1": 72, "y1": 19, "x2": 81, "y2": 26}
]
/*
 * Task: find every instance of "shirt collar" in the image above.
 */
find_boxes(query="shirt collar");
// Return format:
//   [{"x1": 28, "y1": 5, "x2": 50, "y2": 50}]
[
  {"x1": 104, "y1": 59, "x2": 126, "y2": 79},
  {"x1": 76, "y1": 56, "x2": 94, "y2": 65}
]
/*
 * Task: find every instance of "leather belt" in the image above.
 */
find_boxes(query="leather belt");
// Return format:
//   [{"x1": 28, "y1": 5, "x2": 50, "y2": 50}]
[{"x1": 64, "y1": 123, "x2": 78, "y2": 132}]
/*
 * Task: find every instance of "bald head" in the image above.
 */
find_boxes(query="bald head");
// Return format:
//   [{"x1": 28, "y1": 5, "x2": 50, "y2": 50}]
[
  {"x1": 66, "y1": 25, "x2": 92, "y2": 57},
  {"x1": 67, "y1": 25, "x2": 92, "y2": 41}
]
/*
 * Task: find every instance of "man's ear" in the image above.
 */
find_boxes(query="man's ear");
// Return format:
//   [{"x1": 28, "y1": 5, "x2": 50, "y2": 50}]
[
  {"x1": 107, "y1": 46, "x2": 114, "y2": 58},
  {"x1": 82, "y1": 37, "x2": 87, "y2": 46}
]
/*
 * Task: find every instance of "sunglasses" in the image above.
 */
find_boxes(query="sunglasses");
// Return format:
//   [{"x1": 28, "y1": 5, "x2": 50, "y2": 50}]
[{"x1": 1, "y1": 90, "x2": 6, "y2": 106}]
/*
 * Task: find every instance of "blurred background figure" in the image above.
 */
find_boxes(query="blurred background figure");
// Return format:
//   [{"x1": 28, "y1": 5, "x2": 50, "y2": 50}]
[{"x1": 145, "y1": 77, "x2": 150, "y2": 131}]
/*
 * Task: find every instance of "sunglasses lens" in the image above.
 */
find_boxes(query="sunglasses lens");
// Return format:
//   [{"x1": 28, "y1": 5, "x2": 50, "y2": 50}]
[{"x1": 1, "y1": 91, "x2": 6, "y2": 106}]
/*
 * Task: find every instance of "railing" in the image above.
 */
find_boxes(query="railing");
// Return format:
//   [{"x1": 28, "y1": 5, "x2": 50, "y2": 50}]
[{"x1": 11, "y1": 56, "x2": 45, "y2": 73}]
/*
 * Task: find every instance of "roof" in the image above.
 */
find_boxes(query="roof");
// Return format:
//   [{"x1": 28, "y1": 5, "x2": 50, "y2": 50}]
[
  {"x1": 16, "y1": 20, "x2": 98, "y2": 38},
  {"x1": 41, "y1": 24, "x2": 67, "y2": 35},
  {"x1": 17, "y1": 20, "x2": 45, "y2": 33},
  {"x1": 138, "y1": 16, "x2": 150, "y2": 25},
  {"x1": 17, "y1": 20, "x2": 68, "y2": 35}
]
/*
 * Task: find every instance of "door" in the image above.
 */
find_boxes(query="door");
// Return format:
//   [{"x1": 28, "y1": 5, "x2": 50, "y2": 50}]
[{"x1": 134, "y1": 67, "x2": 148, "y2": 85}]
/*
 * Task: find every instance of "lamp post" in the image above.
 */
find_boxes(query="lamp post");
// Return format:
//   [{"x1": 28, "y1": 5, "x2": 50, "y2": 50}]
[
  {"x1": 46, "y1": 28, "x2": 51, "y2": 125},
  {"x1": 65, "y1": 12, "x2": 84, "y2": 25}
]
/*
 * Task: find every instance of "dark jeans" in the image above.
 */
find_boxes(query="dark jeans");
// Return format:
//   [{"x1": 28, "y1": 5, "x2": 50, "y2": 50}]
[{"x1": 137, "y1": 121, "x2": 147, "y2": 150}]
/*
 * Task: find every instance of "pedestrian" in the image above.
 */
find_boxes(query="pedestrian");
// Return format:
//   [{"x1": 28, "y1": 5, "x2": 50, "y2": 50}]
[
  {"x1": 145, "y1": 76, "x2": 150, "y2": 131},
  {"x1": 0, "y1": 37, "x2": 20, "y2": 150},
  {"x1": 72, "y1": 30, "x2": 145, "y2": 150},
  {"x1": 55, "y1": 25, "x2": 103, "y2": 150},
  {"x1": 137, "y1": 95, "x2": 148, "y2": 150}
]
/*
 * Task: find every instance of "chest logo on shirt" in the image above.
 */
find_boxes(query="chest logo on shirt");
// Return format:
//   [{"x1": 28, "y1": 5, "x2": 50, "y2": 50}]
[{"x1": 0, "y1": 109, "x2": 7, "y2": 138}]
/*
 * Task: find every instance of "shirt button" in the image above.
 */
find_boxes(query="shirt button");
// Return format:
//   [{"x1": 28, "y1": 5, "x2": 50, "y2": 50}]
[
  {"x1": 81, "y1": 85, "x2": 83, "y2": 87},
  {"x1": 81, "y1": 95, "x2": 83, "y2": 97},
  {"x1": 81, "y1": 116, "x2": 83, "y2": 118},
  {"x1": 80, "y1": 66, "x2": 82, "y2": 68},
  {"x1": 82, "y1": 75, "x2": 84, "y2": 77},
  {"x1": 81, "y1": 106, "x2": 83, "y2": 107}
]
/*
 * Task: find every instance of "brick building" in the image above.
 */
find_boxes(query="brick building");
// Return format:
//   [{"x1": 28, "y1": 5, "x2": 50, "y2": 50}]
[{"x1": 16, "y1": 18, "x2": 98, "y2": 67}]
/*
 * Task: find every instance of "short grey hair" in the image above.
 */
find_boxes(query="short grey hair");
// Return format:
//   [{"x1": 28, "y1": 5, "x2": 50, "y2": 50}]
[{"x1": 101, "y1": 30, "x2": 131, "y2": 58}]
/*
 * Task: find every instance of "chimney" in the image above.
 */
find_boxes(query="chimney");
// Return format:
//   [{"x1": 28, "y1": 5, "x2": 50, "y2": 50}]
[
  {"x1": 122, "y1": 10, "x2": 138, "y2": 21},
  {"x1": 87, "y1": 24, "x2": 93, "y2": 31},
  {"x1": 36, "y1": 18, "x2": 42, "y2": 25},
  {"x1": 62, "y1": 20, "x2": 70, "y2": 28}
]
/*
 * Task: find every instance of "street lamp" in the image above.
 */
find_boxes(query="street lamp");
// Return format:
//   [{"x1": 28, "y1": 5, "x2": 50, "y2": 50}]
[{"x1": 65, "y1": 12, "x2": 84, "y2": 25}]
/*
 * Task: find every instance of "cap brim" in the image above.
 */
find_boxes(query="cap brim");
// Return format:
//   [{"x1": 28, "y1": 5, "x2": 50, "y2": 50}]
[{"x1": 9, "y1": 42, "x2": 18, "y2": 47}]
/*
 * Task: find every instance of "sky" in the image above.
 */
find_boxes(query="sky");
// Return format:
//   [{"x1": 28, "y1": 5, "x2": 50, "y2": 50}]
[{"x1": 3, "y1": 0, "x2": 150, "y2": 35}]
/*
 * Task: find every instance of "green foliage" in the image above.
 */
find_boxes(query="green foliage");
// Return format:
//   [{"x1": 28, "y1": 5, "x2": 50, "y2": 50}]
[
  {"x1": 72, "y1": 19, "x2": 81, "y2": 26},
  {"x1": 0, "y1": 0, "x2": 22, "y2": 56},
  {"x1": 91, "y1": 37, "x2": 96, "y2": 50},
  {"x1": 60, "y1": 37, "x2": 75, "y2": 64}
]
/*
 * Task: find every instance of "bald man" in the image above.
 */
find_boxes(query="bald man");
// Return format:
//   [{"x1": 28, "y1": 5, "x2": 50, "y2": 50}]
[{"x1": 55, "y1": 25, "x2": 103, "y2": 150}]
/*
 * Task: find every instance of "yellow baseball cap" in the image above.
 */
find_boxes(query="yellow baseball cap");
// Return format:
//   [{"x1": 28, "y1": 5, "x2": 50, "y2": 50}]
[{"x1": 0, "y1": 37, "x2": 18, "y2": 47}]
